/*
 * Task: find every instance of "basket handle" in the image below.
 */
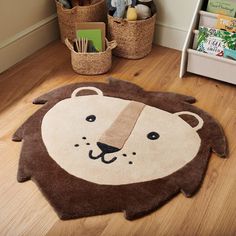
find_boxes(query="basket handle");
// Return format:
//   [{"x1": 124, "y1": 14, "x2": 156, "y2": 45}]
[
  {"x1": 71, "y1": 6, "x2": 77, "y2": 14},
  {"x1": 65, "y1": 38, "x2": 74, "y2": 52},
  {"x1": 108, "y1": 40, "x2": 117, "y2": 50}
]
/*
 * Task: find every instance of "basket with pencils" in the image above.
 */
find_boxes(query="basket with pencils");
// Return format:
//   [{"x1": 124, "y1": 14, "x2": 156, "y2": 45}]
[{"x1": 65, "y1": 38, "x2": 117, "y2": 75}]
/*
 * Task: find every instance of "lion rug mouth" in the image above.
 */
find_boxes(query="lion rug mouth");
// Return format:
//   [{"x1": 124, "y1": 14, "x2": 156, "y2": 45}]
[
  {"x1": 12, "y1": 78, "x2": 228, "y2": 220},
  {"x1": 88, "y1": 144, "x2": 118, "y2": 164}
]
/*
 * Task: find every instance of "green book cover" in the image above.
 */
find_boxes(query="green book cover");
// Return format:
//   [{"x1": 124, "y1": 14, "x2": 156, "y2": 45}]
[
  {"x1": 76, "y1": 29, "x2": 102, "y2": 52},
  {"x1": 207, "y1": 0, "x2": 236, "y2": 17}
]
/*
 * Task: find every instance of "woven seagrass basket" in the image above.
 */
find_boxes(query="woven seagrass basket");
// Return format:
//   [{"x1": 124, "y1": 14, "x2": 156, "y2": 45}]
[
  {"x1": 56, "y1": 0, "x2": 107, "y2": 43},
  {"x1": 108, "y1": 13, "x2": 156, "y2": 59},
  {"x1": 65, "y1": 38, "x2": 117, "y2": 75}
]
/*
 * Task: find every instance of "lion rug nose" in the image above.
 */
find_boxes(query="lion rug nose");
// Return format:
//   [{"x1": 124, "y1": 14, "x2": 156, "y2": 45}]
[
  {"x1": 98, "y1": 101, "x2": 145, "y2": 150},
  {"x1": 89, "y1": 101, "x2": 145, "y2": 164},
  {"x1": 97, "y1": 142, "x2": 120, "y2": 154}
]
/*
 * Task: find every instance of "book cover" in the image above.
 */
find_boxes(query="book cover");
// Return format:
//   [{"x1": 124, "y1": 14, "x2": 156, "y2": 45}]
[
  {"x1": 197, "y1": 26, "x2": 236, "y2": 56},
  {"x1": 76, "y1": 22, "x2": 106, "y2": 52},
  {"x1": 207, "y1": 0, "x2": 236, "y2": 17},
  {"x1": 216, "y1": 14, "x2": 236, "y2": 32}
]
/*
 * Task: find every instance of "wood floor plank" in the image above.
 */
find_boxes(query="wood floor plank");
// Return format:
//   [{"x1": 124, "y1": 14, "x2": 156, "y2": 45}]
[{"x1": 0, "y1": 41, "x2": 235, "y2": 236}]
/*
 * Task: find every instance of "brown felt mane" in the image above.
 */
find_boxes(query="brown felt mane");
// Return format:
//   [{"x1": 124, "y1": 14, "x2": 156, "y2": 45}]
[{"x1": 12, "y1": 78, "x2": 228, "y2": 220}]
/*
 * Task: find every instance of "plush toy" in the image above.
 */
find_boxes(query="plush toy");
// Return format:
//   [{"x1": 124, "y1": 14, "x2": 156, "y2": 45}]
[
  {"x1": 137, "y1": 0, "x2": 156, "y2": 14},
  {"x1": 131, "y1": 0, "x2": 137, "y2": 6},
  {"x1": 127, "y1": 6, "x2": 137, "y2": 20},
  {"x1": 111, "y1": 0, "x2": 132, "y2": 18},
  {"x1": 58, "y1": 0, "x2": 72, "y2": 9},
  {"x1": 135, "y1": 4, "x2": 151, "y2": 19}
]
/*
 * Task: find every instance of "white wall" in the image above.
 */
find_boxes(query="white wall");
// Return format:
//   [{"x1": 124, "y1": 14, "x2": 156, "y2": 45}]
[
  {"x1": 0, "y1": 0, "x2": 59, "y2": 73},
  {"x1": 0, "y1": 1, "x2": 56, "y2": 42},
  {"x1": 154, "y1": 0, "x2": 198, "y2": 50},
  {"x1": 0, "y1": 0, "x2": 198, "y2": 72}
]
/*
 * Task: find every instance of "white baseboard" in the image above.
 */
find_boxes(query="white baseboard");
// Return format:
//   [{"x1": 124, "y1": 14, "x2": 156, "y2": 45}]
[
  {"x1": 0, "y1": 14, "x2": 59, "y2": 73},
  {"x1": 154, "y1": 22, "x2": 187, "y2": 51}
]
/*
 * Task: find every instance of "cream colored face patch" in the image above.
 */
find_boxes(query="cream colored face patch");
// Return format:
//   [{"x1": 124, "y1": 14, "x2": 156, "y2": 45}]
[{"x1": 41, "y1": 87, "x2": 203, "y2": 185}]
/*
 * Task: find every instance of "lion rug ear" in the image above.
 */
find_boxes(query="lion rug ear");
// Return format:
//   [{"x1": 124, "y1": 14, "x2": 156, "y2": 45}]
[{"x1": 12, "y1": 79, "x2": 228, "y2": 220}]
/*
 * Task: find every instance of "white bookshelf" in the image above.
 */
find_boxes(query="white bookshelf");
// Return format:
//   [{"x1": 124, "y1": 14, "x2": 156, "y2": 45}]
[{"x1": 180, "y1": 0, "x2": 236, "y2": 85}]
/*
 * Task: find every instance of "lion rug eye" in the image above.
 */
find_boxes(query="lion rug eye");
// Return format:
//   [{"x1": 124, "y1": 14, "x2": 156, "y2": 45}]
[
  {"x1": 86, "y1": 115, "x2": 96, "y2": 122},
  {"x1": 147, "y1": 132, "x2": 160, "y2": 140},
  {"x1": 12, "y1": 80, "x2": 228, "y2": 221}
]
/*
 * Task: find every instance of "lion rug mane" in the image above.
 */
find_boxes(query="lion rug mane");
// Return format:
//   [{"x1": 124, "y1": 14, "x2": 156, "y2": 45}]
[{"x1": 13, "y1": 78, "x2": 228, "y2": 220}]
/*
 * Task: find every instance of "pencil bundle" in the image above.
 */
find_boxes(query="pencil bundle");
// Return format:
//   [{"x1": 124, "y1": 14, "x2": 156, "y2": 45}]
[{"x1": 74, "y1": 38, "x2": 88, "y2": 53}]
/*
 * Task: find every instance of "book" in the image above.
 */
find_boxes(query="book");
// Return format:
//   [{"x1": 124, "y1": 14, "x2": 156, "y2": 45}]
[
  {"x1": 197, "y1": 26, "x2": 236, "y2": 56},
  {"x1": 75, "y1": 22, "x2": 106, "y2": 52},
  {"x1": 216, "y1": 14, "x2": 236, "y2": 32},
  {"x1": 207, "y1": 0, "x2": 236, "y2": 17},
  {"x1": 224, "y1": 48, "x2": 236, "y2": 59}
]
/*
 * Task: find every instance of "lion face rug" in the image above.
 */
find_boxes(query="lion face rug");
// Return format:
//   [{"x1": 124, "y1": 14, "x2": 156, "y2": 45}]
[{"x1": 13, "y1": 78, "x2": 228, "y2": 220}]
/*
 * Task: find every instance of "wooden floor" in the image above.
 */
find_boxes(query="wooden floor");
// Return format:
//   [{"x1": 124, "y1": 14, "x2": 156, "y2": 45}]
[{"x1": 0, "y1": 41, "x2": 236, "y2": 236}]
